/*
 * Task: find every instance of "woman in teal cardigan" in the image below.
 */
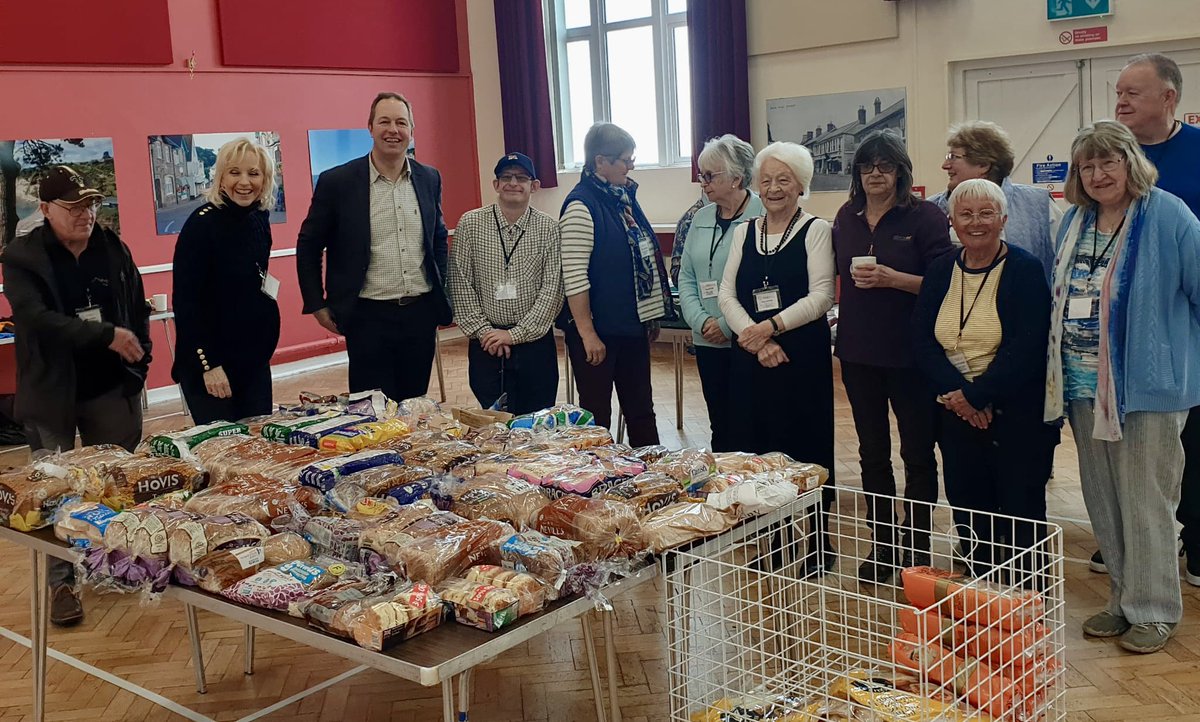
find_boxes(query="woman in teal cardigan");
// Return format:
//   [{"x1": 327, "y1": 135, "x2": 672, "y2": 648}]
[
  {"x1": 678, "y1": 134, "x2": 763, "y2": 451},
  {"x1": 1045, "y1": 121, "x2": 1200, "y2": 654}
]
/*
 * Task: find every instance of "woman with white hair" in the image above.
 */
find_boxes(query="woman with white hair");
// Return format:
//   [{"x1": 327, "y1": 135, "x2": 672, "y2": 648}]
[
  {"x1": 912, "y1": 178, "x2": 1057, "y2": 579},
  {"x1": 172, "y1": 138, "x2": 281, "y2": 423},
  {"x1": 718, "y1": 141, "x2": 836, "y2": 576},
  {"x1": 678, "y1": 134, "x2": 763, "y2": 451}
]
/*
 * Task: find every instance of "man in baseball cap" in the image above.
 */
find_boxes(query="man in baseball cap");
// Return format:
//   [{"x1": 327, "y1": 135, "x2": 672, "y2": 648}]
[
  {"x1": 1, "y1": 164, "x2": 151, "y2": 627},
  {"x1": 447, "y1": 152, "x2": 563, "y2": 413}
]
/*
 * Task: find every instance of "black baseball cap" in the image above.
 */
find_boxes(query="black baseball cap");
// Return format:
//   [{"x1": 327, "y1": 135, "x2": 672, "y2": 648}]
[
  {"x1": 494, "y1": 152, "x2": 537, "y2": 180},
  {"x1": 39, "y1": 166, "x2": 103, "y2": 204}
]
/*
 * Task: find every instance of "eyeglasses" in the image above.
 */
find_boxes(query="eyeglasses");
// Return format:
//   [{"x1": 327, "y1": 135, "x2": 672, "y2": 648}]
[
  {"x1": 857, "y1": 161, "x2": 897, "y2": 175},
  {"x1": 945, "y1": 152, "x2": 967, "y2": 162},
  {"x1": 498, "y1": 174, "x2": 532, "y2": 184},
  {"x1": 1078, "y1": 157, "x2": 1124, "y2": 178},
  {"x1": 696, "y1": 170, "x2": 727, "y2": 184},
  {"x1": 610, "y1": 155, "x2": 635, "y2": 169},
  {"x1": 52, "y1": 200, "x2": 101, "y2": 217},
  {"x1": 954, "y1": 209, "x2": 1000, "y2": 224}
]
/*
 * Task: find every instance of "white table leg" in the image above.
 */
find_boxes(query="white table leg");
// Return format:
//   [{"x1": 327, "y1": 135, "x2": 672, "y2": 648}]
[
  {"x1": 29, "y1": 549, "x2": 48, "y2": 722},
  {"x1": 184, "y1": 603, "x2": 207, "y2": 694},
  {"x1": 457, "y1": 668, "x2": 473, "y2": 720},
  {"x1": 442, "y1": 676, "x2": 456, "y2": 722},
  {"x1": 581, "y1": 613, "x2": 608, "y2": 722},
  {"x1": 434, "y1": 333, "x2": 447, "y2": 403},
  {"x1": 244, "y1": 625, "x2": 255, "y2": 675},
  {"x1": 603, "y1": 609, "x2": 623, "y2": 722}
]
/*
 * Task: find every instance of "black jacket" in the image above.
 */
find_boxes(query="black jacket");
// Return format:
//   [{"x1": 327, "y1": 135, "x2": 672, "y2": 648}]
[
  {"x1": 1, "y1": 223, "x2": 152, "y2": 428},
  {"x1": 295, "y1": 155, "x2": 452, "y2": 328},
  {"x1": 171, "y1": 201, "x2": 281, "y2": 383}
]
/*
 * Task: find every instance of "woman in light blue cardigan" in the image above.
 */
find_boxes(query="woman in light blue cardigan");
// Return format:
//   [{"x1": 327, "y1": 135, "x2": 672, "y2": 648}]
[
  {"x1": 1045, "y1": 120, "x2": 1200, "y2": 655},
  {"x1": 678, "y1": 134, "x2": 763, "y2": 451}
]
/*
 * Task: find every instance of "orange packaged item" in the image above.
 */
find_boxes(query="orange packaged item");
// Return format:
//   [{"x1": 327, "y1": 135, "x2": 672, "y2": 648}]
[
  {"x1": 898, "y1": 607, "x2": 1051, "y2": 672},
  {"x1": 901, "y1": 566, "x2": 1044, "y2": 630},
  {"x1": 890, "y1": 633, "x2": 1035, "y2": 721}
]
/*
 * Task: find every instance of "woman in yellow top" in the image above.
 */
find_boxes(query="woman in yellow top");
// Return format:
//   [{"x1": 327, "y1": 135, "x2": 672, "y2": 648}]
[{"x1": 912, "y1": 178, "x2": 1059, "y2": 578}]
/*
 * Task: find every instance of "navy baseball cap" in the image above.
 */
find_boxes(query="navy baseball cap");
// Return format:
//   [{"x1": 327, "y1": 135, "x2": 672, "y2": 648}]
[{"x1": 494, "y1": 152, "x2": 537, "y2": 180}]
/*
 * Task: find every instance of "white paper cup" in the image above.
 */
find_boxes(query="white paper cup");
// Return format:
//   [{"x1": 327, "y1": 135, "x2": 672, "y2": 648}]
[
  {"x1": 152, "y1": 293, "x2": 169, "y2": 312},
  {"x1": 850, "y1": 255, "x2": 876, "y2": 269}
]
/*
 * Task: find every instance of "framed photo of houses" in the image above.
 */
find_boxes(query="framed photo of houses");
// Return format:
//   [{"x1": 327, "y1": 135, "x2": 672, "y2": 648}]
[
  {"x1": 766, "y1": 88, "x2": 907, "y2": 193},
  {"x1": 148, "y1": 131, "x2": 286, "y2": 235},
  {"x1": 0, "y1": 137, "x2": 119, "y2": 248}
]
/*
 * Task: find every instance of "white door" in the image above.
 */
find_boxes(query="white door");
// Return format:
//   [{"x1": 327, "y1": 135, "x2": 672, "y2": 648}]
[
  {"x1": 961, "y1": 59, "x2": 1087, "y2": 192},
  {"x1": 1090, "y1": 48, "x2": 1200, "y2": 126}
]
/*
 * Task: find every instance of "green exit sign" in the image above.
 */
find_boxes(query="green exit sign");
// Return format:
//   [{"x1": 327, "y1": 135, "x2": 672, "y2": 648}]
[{"x1": 1048, "y1": 0, "x2": 1112, "y2": 21}]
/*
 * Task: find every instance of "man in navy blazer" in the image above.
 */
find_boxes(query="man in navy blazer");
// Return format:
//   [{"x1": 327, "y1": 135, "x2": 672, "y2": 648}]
[{"x1": 296, "y1": 92, "x2": 452, "y2": 401}]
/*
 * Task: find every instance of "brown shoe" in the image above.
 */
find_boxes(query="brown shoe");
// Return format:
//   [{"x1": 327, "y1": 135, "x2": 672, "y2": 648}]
[{"x1": 50, "y1": 585, "x2": 83, "y2": 627}]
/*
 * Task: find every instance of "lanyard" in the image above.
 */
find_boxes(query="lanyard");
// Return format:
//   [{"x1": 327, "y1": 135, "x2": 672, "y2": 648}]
[
  {"x1": 957, "y1": 243, "x2": 1004, "y2": 339},
  {"x1": 708, "y1": 191, "x2": 750, "y2": 274},
  {"x1": 1089, "y1": 214, "x2": 1126, "y2": 275},
  {"x1": 759, "y1": 207, "x2": 803, "y2": 286},
  {"x1": 492, "y1": 206, "x2": 528, "y2": 268}
]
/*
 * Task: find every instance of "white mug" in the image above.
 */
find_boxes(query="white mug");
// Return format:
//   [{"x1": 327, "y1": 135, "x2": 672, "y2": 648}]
[{"x1": 152, "y1": 293, "x2": 169, "y2": 312}]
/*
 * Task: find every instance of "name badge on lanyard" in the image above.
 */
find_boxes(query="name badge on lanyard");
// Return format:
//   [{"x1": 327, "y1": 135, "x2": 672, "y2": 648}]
[
  {"x1": 699, "y1": 280, "x2": 719, "y2": 299},
  {"x1": 494, "y1": 281, "x2": 518, "y2": 301},
  {"x1": 1067, "y1": 296, "x2": 1096, "y2": 320},
  {"x1": 752, "y1": 284, "x2": 782, "y2": 313},
  {"x1": 76, "y1": 305, "x2": 102, "y2": 323},
  {"x1": 639, "y1": 238, "x2": 656, "y2": 258},
  {"x1": 261, "y1": 271, "x2": 281, "y2": 300}
]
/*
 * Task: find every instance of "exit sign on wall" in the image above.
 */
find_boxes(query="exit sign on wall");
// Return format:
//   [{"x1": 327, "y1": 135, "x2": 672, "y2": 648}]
[{"x1": 1048, "y1": 0, "x2": 1111, "y2": 21}]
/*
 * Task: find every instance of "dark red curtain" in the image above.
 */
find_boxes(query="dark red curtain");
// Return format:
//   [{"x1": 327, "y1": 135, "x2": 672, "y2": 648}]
[
  {"x1": 687, "y1": 0, "x2": 750, "y2": 177},
  {"x1": 493, "y1": 0, "x2": 559, "y2": 188}
]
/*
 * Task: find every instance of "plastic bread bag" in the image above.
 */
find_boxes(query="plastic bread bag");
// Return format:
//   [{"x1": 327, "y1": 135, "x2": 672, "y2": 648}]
[
  {"x1": 391, "y1": 518, "x2": 515, "y2": 586},
  {"x1": 342, "y1": 496, "x2": 402, "y2": 521},
  {"x1": 259, "y1": 410, "x2": 346, "y2": 442},
  {"x1": 760, "y1": 463, "x2": 829, "y2": 492},
  {"x1": 302, "y1": 573, "x2": 399, "y2": 637},
  {"x1": 301, "y1": 515, "x2": 365, "y2": 562},
  {"x1": 184, "y1": 474, "x2": 324, "y2": 523},
  {"x1": 36, "y1": 444, "x2": 134, "y2": 500},
  {"x1": 342, "y1": 390, "x2": 400, "y2": 419},
  {"x1": 436, "y1": 577, "x2": 521, "y2": 631},
  {"x1": 357, "y1": 502, "x2": 439, "y2": 552},
  {"x1": 349, "y1": 581, "x2": 444, "y2": 651},
  {"x1": 506, "y1": 403, "x2": 594, "y2": 430},
  {"x1": 600, "y1": 474, "x2": 682, "y2": 516},
  {"x1": 447, "y1": 473, "x2": 548, "y2": 529},
  {"x1": 317, "y1": 417, "x2": 412, "y2": 453},
  {"x1": 498, "y1": 530, "x2": 582, "y2": 591},
  {"x1": 54, "y1": 498, "x2": 119, "y2": 549},
  {"x1": 506, "y1": 452, "x2": 595, "y2": 486},
  {"x1": 552, "y1": 425, "x2": 615, "y2": 450},
  {"x1": 464, "y1": 564, "x2": 546, "y2": 615},
  {"x1": 400, "y1": 440, "x2": 481, "y2": 473},
  {"x1": 91, "y1": 507, "x2": 204, "y2": 593},
  {"x1": 646, "y1": 448, "x2": 718, "y2": 493},
  {"x1": 222, "y1": 559, "x2": 339, "y2": 610},
  {"x1": 588, "y1": 451, "x2": 645, "y2": 478},
  {"x1": 380, "y1": 428, "x2": 453, "y2": 455},
  {"x1": 901, "y1": 566, "x2": 1045, "y2": 630},
  {"x1": 532, "y1": 496, "x2": 645, "y2": 560},
  {"x1": 166, "y1": 512, "x2": 271, "y2": 570},
  {"x1": 188, "y1": 545, "x2": 267, "y2": 593},
  {"x1": 451, "y1": 452, "x2": 522, "y2": 478},
  {"x1": 396, "y1": 396, "x2": 442, "y2": 417},
  {"x1": 288, "y1": 414, "x2": 376, "y2": 448},
  {"x1": 542, "y1": 464, "x2": 622, "y2": 499},
  {"x1": 101, "y1": 455, "x2": 209, "y2": 511},
  {"x1": 261, "y1": 531, "x2": 312, "y2": 565},
  {"x1": 0, "y1": 467, "x2": 78, "y2": 531},
  {"x1": 628, "y1": 445, "x2": 671, "y2": 464},
  {"x1": 146, "y1": 422, "x2": 250, "y2": 458},
  {"x1": 688, "y1": 690, "x2": 814, "y2": 722},
  {"x1": 641, "y1": 502, "x2": 738, "y2": 553},
  {"x1": 191, "y1": 436, "x2": 323, "y2": 485},
  {"x1": 297, "y1": 449, "x2": 404, "y2": 492},
  {"x1": 326, "y1": 464, "x2": 435, "y2": 512},
  {"x1": 704, "y1": 477, "x2": 799, "y2": 518},
  {"x1": 469, "y1": 424, "x2": 536, "y2": 453}
]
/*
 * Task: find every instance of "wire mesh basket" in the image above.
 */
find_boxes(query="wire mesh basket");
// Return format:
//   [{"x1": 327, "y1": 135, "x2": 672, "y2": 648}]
[{"x1": 663, "y1": 485, "x2": 1066, "y2": 721}]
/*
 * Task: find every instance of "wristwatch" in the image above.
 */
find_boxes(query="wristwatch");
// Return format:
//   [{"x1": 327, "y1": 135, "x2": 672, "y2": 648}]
[{"x1": 768, "y1": 316, "x2": 782, "y2": 335}]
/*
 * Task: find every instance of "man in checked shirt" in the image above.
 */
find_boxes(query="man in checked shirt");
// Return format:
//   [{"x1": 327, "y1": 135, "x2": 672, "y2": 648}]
[{"x1": 448, "y1": 153, "x2": 564, "y2": 413}]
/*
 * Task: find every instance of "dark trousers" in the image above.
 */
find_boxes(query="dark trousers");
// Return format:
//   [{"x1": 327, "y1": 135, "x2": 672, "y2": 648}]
[
  {"x1": 841, "y1": 361, "x2": 939, "y2": 550},
  {"x1": 467, "y1": 332, "x2": 559, "y2": 415},
  {"x1": 694, "y1": 346, "x2": 734, "y2": 452},
  {"x1": 938, "y1": 408, "x2": 1054, "y2": 579},
  {"x1": 1179, "y1": 406, "x2": 1200, "y2": 551},
  {"x1": 564, "y1": 329, "x2": 659, "y2": 447},
  {"x1": 27, "y1": 386, "x2": 144, "y2": 587},
  {"x1": 180, "y1": 364, "x2": 274, "y2": 425},
  {"x1": 344, "y1": 296, "x2": 438, "y2": 402}
]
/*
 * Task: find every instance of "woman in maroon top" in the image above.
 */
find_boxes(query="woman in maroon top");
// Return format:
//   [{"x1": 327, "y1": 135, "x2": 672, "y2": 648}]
[{"x1": 831, "y1": 130, "x2": 953, "y2": 583}]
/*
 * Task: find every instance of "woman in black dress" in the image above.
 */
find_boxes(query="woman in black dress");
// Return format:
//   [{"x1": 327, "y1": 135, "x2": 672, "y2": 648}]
[
  {"x1": 717, "y1": 141, "x2": 837, "y2": 575},
  {"x1": 172, "y1": 138, "x2": 281, "y2": 423}
]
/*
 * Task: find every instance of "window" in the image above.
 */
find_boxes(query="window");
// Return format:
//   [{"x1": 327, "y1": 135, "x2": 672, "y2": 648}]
[{"x1": 545, "y1": 0, "x2": 689, "y2": 169}]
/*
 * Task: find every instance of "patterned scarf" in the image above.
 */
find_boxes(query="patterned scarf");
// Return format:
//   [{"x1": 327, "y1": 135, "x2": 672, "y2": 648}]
[{"x1": 583, "y1": 168, "x2": 664, "y2": 303}]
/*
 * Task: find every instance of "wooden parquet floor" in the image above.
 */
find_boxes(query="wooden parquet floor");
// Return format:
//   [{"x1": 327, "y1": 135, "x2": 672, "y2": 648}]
[{"x1": 0, "y1": 336, "x2": 1197, "y2": 721}]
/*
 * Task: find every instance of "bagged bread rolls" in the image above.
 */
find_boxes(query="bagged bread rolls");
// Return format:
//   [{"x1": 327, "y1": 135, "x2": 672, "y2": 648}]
[
  {"x1": 302, "y1": 574, "x2": 398, "y2": 637},
  {"x1": 391, "y1": 519, "x2": 515, "y2": 585},
  {"x1": 533, "y1": 496, "x2": 644, "y2": 560},
  {"x1": 641, "y1": 502, "x2": 737, "y2": 553},
  {"x1": 448, "y1": 474, "x2": 547, "y2": 529},
  {"x1": 437, "y1": 577, "x2": 521, "y2": 631},
  {"x1": 464, "y1": 564, "x2": 546, "y2": 615},
  {"x1": 349, "y1": 582, "x2": 443, "y2": 651}
]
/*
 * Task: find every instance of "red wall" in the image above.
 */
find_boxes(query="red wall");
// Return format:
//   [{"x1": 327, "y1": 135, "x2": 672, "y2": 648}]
[{"x1": 0, "y1": 0, "x2": 482, "y2": 393}]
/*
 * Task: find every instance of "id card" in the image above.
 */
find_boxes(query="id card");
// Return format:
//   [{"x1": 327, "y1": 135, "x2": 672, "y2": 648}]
[
  {"x1": 260, "y1": 271, "x2": 281, "y2": 300},
  {"x1": 699, "y1": 280, "x2": 719, "y2": 299},
  {"x1": 494, "y1": 282, "x2": 518, "y2": 301},
  {"x1": 1067, "y1": 296, "x2": 1095, "y2": 320},
  {"x1": 752, "y1": 285, "x2": 782, "y2": 313},
  {"x1": 76, "y1": 305, "x2": 102, "y2": 323},
  {"x1": 946, "y1": 350, "x2": 972, "y2": 375},
  {"x1": 639, "y1": 239, "x2": 656, "y2": 258}
]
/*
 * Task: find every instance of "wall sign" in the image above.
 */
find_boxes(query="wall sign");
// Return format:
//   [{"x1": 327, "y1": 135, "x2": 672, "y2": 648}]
[
  {"x1": 1033, "y1": 158, "x2": 1069, "y2": 184},
  {"x1": 1048, "y1": 0, "x2": 1111, "y2": 21}
]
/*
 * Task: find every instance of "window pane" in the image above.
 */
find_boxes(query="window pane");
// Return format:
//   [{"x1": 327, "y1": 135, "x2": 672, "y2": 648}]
[
  {"x1": 668, "y1": 0, "x2": 687, "y2": 14},
  {"x1": 674, "y1": 26, "x2": 691, "y2": 160},
  {"x1": 566, "y1": 40, "x2": 595, "y2": 165},
  {"x1": 607, "y1": 26, "x2": 659, "y2": 165},
  {"x1": 605, "y1": 0, "x2": 651, "y2": 23},
  {"x1": 563, "y1": 0, "x2": 590, "y2": 29}
]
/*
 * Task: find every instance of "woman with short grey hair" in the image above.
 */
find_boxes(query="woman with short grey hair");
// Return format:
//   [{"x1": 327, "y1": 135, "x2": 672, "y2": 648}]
[{"x1": 678, "y1": 134, "x2": 762, "y2": 451}]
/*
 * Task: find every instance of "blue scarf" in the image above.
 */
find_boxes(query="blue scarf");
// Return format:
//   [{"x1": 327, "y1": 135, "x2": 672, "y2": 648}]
[{"x1": 583, "y1": 168, "x2": 661, "y2": 302}]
